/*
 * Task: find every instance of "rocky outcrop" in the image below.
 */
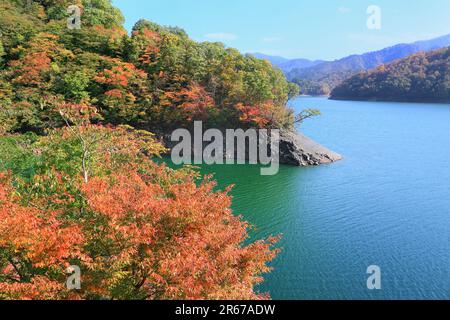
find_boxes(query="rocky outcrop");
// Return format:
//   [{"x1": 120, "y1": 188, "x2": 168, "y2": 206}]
[
  {"x1": 278, "y1": 130, "x2": 342, "y2": 166},
  {"x1": 161, "y1": 129, "x2": 342, "y2": 167}
]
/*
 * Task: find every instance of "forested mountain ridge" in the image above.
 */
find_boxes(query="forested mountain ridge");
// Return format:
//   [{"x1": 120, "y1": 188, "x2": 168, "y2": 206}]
[
  {"x1": 250, "y1": 53, "x2": 325, "y2": 73},
  {"x1": 330, "y1": 47, "x2": 450, "y2": 102},
  {"x1": 0, "y1": 0, "x2": 299, "y2": 136},
  {"x1": 286, "y1": 34, "x2": 450, "y2": 95}
]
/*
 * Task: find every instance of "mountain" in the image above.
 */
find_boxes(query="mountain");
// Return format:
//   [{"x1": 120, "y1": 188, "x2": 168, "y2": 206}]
[
  {"x1": 330, "y1": 47, "x2": 450, "y2": 103},
  {"x1": 287, "y1": 34, "x2": 450, "y2": 94},
  {"x1": 250, "y1": 53, "x2": 290, "y2": 66},
  {"x1": 250, "y1": 53, "x2": 325, "y2": 73},
  {"x1": 278, "y1": 58, "x2": 326, "y2": 73}
]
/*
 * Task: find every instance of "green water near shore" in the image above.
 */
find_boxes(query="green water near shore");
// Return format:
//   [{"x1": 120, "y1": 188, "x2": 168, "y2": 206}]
[{"x1": 170, "y1": 97, "x2": 450, "y2": 299}]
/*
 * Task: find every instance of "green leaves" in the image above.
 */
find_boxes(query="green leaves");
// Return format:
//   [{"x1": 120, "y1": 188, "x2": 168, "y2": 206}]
[
  {"x1": 294, "y1": 109, "x2": 322, "y2": 126},
  {"x1": 61, "y1": 70, "x2": 91, "y2": 102}
]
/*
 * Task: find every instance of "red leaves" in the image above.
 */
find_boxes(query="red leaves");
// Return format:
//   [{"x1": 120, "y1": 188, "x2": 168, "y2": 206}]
[
  {"x1": 0, "y1": 123, "x2": 278, "y2": 300},
  {"x1": 104, "y1": 88, "x2": 124, "y2": 98},
  {"x1": 10, "y1": 52, "x2": 51, "y2": 85},
  {"x1": 0, "y1": 164, "x2": 278, "y2": 300},
  {"x1": 163, "y1": 83, "x2": 215, "y2": 122},
  {"x1": 0, "y1": 277, "x2": 66, "y2": 300},
  {"x1": 94, "y1": 58, "x2": 147, "y2": 109},
  {"x1": 236, "y1": 102, "x2": 270, "y2": 128},
  {"x1": 0, "y1": 174, "x2": 84, "y2": 299},
  {"x1": 95, "y1": 60, "x2": 147, "y2": 88}
]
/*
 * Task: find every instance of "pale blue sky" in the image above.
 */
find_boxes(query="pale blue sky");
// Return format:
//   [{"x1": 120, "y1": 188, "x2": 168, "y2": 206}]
[{"x1": 112, "y1": 0, "x2": 450, "y2": 60}]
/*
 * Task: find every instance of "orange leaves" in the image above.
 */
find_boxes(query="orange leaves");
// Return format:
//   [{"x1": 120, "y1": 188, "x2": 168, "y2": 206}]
[
  {"x1": 92, "y1": 25, "x2": 127, "y2": 41},
  {"x1": 80, "y1": 170, "x2": 254, "y2": 299},
  {"x1": 8, "y1": 33, "x2": 73, "y2": 87},
  {"x1": 0, "y1": 173, "x2": 10, "y2": 202},
  {"x1": 0, "y1": 174, "x2": 84, "y2": 300},
  {"x1": 236, "y1": 102, "x2": 270, "y2": 128},
  {"x1": 138, "y1": 44, "x2": 160, "y2": 67},
  {"x1": 0, "y1": 199, "x2": 83, "y2": 269},
  {"x1": 142, "y1": 29, "x2": 162, "y2": 42},
  {"x1": 10, "y1": 52, "x2": 51, "y2": 85},
  {"x1": 83, "y1": 171, "x2": 165, "y2": 221},
  {"x1": 136, "y1": 29, "x2": 162, "y2": 68},
  {"x1": 163, "y1": 83, "x2": 215, "y2": 123},
  {"x1": 104, "y1": 89, "x2": 136, "y2": 105},
  {"x1": 81, "y1": 171, "x2": 165, "y2": 258},
  {"x1": 95, "y1": 59, "x2": 147, "y2": 88},
  {"x1": 94, "y1": 58, "x2": 147, "y2": 110},
  {"x1": 0, "y1": 127, "x2": 278, "y2": 300},
  {"x1": 104, "y1": 88, "x2": 124, "y2": 98},
  {"x1": 95, "y1": 65, "x2": 131, "y2": 87},
  {"x1": 0, "y1": 165, "x2": 279, "y2": 300},
  {"x1": 0, "y1": 277, "x2": 67, "y2": 300}
]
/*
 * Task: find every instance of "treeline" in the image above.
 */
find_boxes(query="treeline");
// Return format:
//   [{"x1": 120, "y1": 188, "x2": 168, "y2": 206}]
[
  {"x1": 0, "y1": 0, "x2": 299, "y2": 136},
  {"x1": 286, "y1": 34, "x2": 450, "y2": 97},
  {"x1": 288, "y1": 69, "x2": 354, "y2": 96},
  {"x1": 330, "y1": 47, "x2": 450, "y2": 102},
  {"x1": 290, "y1": 78, "x2": 331, "y2": 96}
]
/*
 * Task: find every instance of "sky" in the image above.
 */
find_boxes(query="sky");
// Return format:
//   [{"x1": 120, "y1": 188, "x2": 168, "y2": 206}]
[{"x1": 112, "y1": 0, "x2": 450, "y2": 61}]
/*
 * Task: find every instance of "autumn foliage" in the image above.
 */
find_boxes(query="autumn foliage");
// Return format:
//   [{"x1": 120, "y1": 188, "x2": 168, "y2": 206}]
[
  {"x1": 0, "y1": 0, "x2": 297, "y2": 134},
  {"x1": 0, "y1": 123, "x2": 279, "y2": 300},
  {"x1": 0, "y1": 0, "x2": 283, "y2": 300}
]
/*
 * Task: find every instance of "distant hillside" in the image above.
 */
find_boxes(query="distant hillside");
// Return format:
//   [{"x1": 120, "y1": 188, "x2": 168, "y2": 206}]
[
  {"x1": 250, "y1": 53, "x2": 325, "y2": 73},
  {"x1": 250, "y1": 53, "x2": 290, "y2": 66},
  {"x1": 288, "y1": 34, "x2": 450, "y2": 94},
  {"x1": 330, "y1": 47, "x2": 450, "y2": 103}
]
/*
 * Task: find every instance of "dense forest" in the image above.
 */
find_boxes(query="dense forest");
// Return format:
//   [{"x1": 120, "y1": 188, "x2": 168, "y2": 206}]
[
  {"x1": 0, "y1": 0, "x2": 285, "y2": 300},
  {"x1": 289, "y1": 78, "x2": 331, "y2": 96},
  {"x1": 330, "y1": 47, "x2": 450, "y2": 102},
  {"x1": 0, "y1": 0, "x2": 299, "y2": 135}
]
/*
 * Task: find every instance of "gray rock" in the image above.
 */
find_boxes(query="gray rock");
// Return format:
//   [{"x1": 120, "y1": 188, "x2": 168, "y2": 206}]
[
  {"x1": 278, "y1": 130, "x2": 342, "y2": 166},
  {"x1": 161, "y1": 129, "x2": 342, "y2": 167}
]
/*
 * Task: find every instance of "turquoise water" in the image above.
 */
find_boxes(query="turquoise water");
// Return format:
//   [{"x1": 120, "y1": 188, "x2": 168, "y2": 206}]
[{"x1": 185, "y1": 97, "x2": 450, "y2": 300}]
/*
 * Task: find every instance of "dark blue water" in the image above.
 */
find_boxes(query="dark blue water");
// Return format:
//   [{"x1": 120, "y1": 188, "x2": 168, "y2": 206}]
[{"x1": 197, "y1": 97, "x2": 450, "y2": 300}]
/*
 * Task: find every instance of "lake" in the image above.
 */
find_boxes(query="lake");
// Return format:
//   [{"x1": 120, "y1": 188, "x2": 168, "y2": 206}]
[{"x1": 182, "y1": 97, "x2": 450, "y2": 300}]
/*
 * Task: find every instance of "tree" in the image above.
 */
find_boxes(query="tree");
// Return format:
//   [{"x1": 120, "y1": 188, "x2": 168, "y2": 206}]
[
  {"x1": 294, "y1": 109, "x2": 322, "y2": 126},
  {"x1": 288, "y1": 82, "x2": 300, "y2": 100},
  {"x1": 0, "y1": 38, "x2": 5, "y2": 66},
  {"x1": 0, "y1": 173, "x2": 84, "y2": 299},
  {"x1": 0, "y1": 123, "x2": 279, "y2": 300}
]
